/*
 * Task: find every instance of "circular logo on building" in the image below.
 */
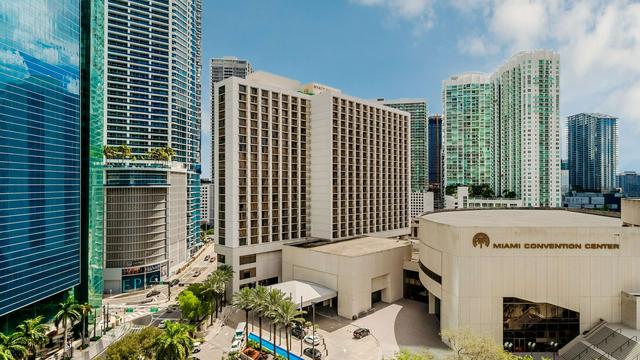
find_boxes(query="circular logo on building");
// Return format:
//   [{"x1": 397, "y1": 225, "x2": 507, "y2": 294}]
[{"x1": 472, "y1": 233, "x2": 490, "y2": 248}]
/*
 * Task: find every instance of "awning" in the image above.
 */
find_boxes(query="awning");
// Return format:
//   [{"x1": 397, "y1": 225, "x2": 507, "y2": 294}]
[{"x1": 268, "y1": 280, "x2": 337, "y2": 308}]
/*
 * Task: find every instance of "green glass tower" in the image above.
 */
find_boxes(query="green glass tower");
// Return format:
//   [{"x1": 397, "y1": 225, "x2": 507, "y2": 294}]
[
  {"x1": 379, "y1": 99, "x2": 429, "y2": 192},
  {"x1": 80, "y1": 0, "x2": 105, "y2": 311},
  {"x1": 442, "y1": 73, "x2": 494, "y2": 188},
  {"x1": 442, "y1": 51, "x2": 561, "y2": 207}
]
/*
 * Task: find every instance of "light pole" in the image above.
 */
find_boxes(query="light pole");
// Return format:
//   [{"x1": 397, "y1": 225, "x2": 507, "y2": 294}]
[
  {"x1": 312, "y1": 302, "x2": 316, "y2": 356},
  {"x1": 550, "y1": 341, "x2": 558, "y2": 360},
  {"x1": 504, "y1": 342, "x2": 513, "y2": 352},
  {"x1": 528, "y1": 341, "x2": 536, "y2": 354}
]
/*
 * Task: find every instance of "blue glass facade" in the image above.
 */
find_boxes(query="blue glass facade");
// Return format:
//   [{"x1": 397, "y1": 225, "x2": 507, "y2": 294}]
[{"x1": 0, "y1": 0, "x2": 81, "y2": 316}]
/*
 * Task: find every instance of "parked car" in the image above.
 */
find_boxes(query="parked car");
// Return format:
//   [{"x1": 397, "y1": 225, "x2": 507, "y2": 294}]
[
  {"x1": 234, "y1": 322, "x2": 246, "y2": 341},
  {"x1": 192, "y1": 342, "x2": 201, "y2": 353},
  {"x1": 204, "y1": 255, "x2": 210, "y2": 261},
  {"x1": 209, "y1": 257, "x2": 216, "y2": 263},
  {"x1": 353, "y1": 328, "x2": 370, "y2": 339},
  {"x1": 303, "y1": 347, "x2": 322, "y2": 360},
  {"x1": 230, "y1": 339, "x2": 242, "y2": 353},
  {"x1": 303, "y1": 334, "x2": 322, "y2": 346},
  {"x1": 193, "y1": 271, "x2": 201, "y2": 277},
  {"x1": 146, "y1": 289, "x2": 161, "y2": 298},
  {"x1": 291, "y1": 326, "x2": 305, "y2": 339},
  {"x1": 158, "y1": 320, "x2": 167, "y2": 329},
  {"x1": 169, "y1": 279, "x2": 180, "y2": 286}
]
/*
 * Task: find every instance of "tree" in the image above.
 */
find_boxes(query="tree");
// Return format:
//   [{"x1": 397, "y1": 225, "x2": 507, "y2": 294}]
[
  {"x1": 441, "y1": 328, "x2": 513, "y2": 360},
  {"x1": 54, "y1": 296, "x2": 80, "y2": 354},
  {"x1": 264, "y1": 288, "x2": 285, "y2": 354},
  {"x1": 274, "y1": 299, "x2": 305, "y2": 360},
  {"x1": 0, "y1": 332, "x2": 27, "y2": 360},
  {"x1": 251, "y1": 286, "x2": 269, "y2": 353},
  {"x1": 177, "y1": 290, "x2": 206, "y2": 324},
  {"x1": 202, "y1": 272, "x2": 224, "y2": 325},
  {"x1": 216, "y1": 265, "x2": 234, "y2": 308},
  {"x1": 153, "y1": 321, "x2": 195, "y2": 360},
  {"x1": 232, "y1": 287, "x2": 254, "y2": 340},
  {"x1": 15, "y1": 316, "x2": 48, "y2": 359},
  {"x1": 102, "y1": 326, "x2": 162, "y2": 360},
  {"x1": 77, "y1": 303, "x2": 93, "y2": 348},
  {"x1": 388, "y1": 349, "x2": 434, "y2": 360}
]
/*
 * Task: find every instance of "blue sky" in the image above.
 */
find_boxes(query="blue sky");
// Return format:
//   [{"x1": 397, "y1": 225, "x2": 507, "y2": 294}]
[{"x1": 200, "y1": 0, "x2": 640, "y2": 179}]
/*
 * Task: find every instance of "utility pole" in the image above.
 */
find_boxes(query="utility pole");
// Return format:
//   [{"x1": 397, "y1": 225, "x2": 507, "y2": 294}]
[{"x1": 312, "y1": 302, "x2": 316, "y2": 355}]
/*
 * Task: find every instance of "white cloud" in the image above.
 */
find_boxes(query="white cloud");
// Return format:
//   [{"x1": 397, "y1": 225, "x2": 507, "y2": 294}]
[
  {"x1": 457, "y1": 35, "x2": 499, "y2": 56},
  {"x1": 351, "y1": 0, "x2": 436, "y2": 33},
  {"x1": 488, "y1": 0, "x2": 547, "y2": 50}
]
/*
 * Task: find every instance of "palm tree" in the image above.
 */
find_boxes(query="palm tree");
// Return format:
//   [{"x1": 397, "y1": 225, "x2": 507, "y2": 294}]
[
  {"x1": 250, "y1": 286, "x2": 269, "y2": 353},
  {"x1": 0, "y1": 332, "x2": 28, "y2": 360},
  {"x1": 202, "y1": 270, "x2": 222, "y2": 325},
  {"x1": 54, "y1": 296, "x2": 80, "y2": 354},
  {"x1": 264, "y1": 288, "x2": 285, "y2": 353},
  {"x1": 15, "y1": 316, "x2": 48, "y2": 359},
  {"x1": 153, "y1": 321, "x2": 195, "y2": 360},
  {"x1": 216, "y1": 265, "x2": 233, "y2": 309},
  {"x1": 231, "y1": 287, "x2": 253, "y2": 340},
  {"x1": 78, "y1": 303, "x2": 93, "y2": 348},
  {"x1": 274, "y1": 300, "x2": 306, "y2": 360}
]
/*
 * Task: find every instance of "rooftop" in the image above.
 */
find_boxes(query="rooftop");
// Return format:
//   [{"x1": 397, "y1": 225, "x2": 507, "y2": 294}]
[
  {"x1": 423, "y1": 209, "x2": 622, "y2": 228},
  {"x1": 268, "y1": 280, "x2": 336, "y2": 308},
  {"x1": 290, "y1": 236, "x2": 411, "y2": 257}
]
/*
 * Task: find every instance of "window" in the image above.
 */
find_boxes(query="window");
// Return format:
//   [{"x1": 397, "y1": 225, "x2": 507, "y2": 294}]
[
  {"x1": 217, "y1": 254, "x2": 226, "y2": 264},
  {"x1": 239, "y1": 268, "x2": 256, "y2": 280},
  {"x1": 239, "y1": 254, "x2": 256, "y2": 265}
]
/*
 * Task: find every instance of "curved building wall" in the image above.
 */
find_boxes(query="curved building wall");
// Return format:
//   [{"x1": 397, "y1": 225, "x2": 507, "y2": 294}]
[
  {"x1": 418, "y1": 209, "x2": 640, "y2": 348},
  {"x1": 104, "y1": 166, "x2": 170, "y2": 293}
]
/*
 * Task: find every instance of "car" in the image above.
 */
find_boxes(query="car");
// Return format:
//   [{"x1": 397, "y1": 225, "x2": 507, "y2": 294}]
[
  {"x1": 146, "y1": 290, "x2": 161, "y2": 298},
  {"x1": 303, "y1": 347, "x2": 322, "y2": 360},
  {"x1": 158, "y1": 320, "x2": 168, "y2": 329},
  {"x1": 291, "y1": 326, "x2": 305, "y2": 339},
  {"x1": 204, "y1": 255, "x2": 210, "y2": 261},
  {"x1": 193, "y1": 271, "x2": 201, "y2": 277},
  {"x1": 230, "y1": 339, "x2": 242, "y2": 353},
  {"x1": 303, "y1": 334, "x2": 322, "y2": 346},
  {"x1": 169, "y1": 279, "x2": 180, "y2": 286},
  {"x1": 209, "y1": 257, "x2": 216, "y2": 263},
  {"x1": 353, "y1": 328, "x2": 370, "y2": 339},
  {"x1": 192, "y1": 342, "x2": 201, "y2": 353}
]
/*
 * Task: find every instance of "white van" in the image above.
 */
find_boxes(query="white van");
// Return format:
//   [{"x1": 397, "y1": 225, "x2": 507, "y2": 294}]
[{"x1": 234, "y1": 322, "x2": 246, "y2": 340}]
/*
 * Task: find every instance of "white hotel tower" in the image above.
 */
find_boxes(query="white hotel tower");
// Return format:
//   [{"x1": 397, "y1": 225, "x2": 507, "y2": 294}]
[{"x1": 213, "y1": 72, "x2": 410, "y2": 292}]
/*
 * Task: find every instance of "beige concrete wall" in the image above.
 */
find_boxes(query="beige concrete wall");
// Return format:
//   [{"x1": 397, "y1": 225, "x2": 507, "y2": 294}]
[
  {"x1": 419, "y1": 216, "x2": 640, "y2": 343},
  {"x1": 621, "y1": 291, "x2": 640, "y2": 329},
  {"x1": 622, "y1": 199, "x2": 640, "y2": 226},
  {"x1": 282, "y1": 243, "x2": 411, "y2": 319}
]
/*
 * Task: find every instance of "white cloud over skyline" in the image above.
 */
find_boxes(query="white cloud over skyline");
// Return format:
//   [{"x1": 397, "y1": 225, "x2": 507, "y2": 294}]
[{"x1": 353, "y1": 0, "x2": 640, "y2": 169}]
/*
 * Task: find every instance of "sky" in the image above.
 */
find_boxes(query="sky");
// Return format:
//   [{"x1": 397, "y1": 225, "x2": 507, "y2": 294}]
[{"x1": 200, "y1": 0, "x2": 640, "y2": 179}]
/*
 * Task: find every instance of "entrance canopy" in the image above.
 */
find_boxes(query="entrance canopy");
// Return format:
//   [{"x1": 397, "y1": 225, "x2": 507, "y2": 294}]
[{"x1": 268, "y1": 280, "x2": 337, "y2": 308}]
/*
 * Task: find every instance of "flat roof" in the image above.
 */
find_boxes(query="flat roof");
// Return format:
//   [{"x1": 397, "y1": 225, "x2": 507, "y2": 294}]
[
  {"x1": 303, "y1": 237, "x2": 411, "y2": 257},
  {"x1": 423, "y1": 209, "x2": 621, "y2": 228},
  {"x1": 268, "y1": 280, "x2": 336, "y2": 308}
]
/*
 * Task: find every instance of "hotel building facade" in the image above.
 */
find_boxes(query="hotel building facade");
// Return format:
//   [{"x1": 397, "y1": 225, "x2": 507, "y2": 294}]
[{"x1": 213, "y1": 72, "x2": 410, "y2": 292}]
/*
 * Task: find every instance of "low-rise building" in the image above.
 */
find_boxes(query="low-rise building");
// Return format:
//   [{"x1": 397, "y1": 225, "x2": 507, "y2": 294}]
[
  {"x1": 444, "y1": 186, "x2": 522, "y2": 209},
  {"x1": 417, "y1": 201, "x2": 640, "y2": 353},
  {"x1": 281, "y1": 237, "x2": 411, "y2": 319}
]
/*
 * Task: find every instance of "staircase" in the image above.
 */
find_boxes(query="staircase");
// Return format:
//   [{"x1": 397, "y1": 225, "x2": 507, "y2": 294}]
[{"x1": 560, "y1": 322, "x2": 640, "y2": 360}]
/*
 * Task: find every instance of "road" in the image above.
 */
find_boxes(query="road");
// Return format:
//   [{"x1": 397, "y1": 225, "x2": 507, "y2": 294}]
[{"x1": 103, "y1": 242, "x2": 219, "y2": 322}]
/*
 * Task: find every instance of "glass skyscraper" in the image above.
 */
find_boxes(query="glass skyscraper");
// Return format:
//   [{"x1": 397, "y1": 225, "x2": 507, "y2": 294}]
[
  {"x1": 442, "y1": 73, "x2": 494, "y2": 188},
  {"x1": 428, "y1": 114, "x2": 443, "y2": 208},
  {"x1": 568, "y1": 113, "x2": 618, "y2": 193},
  {"x1": 379, "y1": 99, "x2": 428, "y2": 193},
  {"x1": 103, "y1": 0, "x2": 201, "y2": 291},
  {"x1": 0, "y1": 0, "x2": 81, "y2": 316}
]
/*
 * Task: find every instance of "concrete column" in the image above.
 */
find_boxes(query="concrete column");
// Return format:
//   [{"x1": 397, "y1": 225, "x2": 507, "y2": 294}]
[{"x1": 428, "y1": 292, "x2": 436, "y2": 314}]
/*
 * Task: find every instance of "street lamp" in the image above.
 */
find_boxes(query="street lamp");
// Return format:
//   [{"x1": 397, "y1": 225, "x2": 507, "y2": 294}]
[
  {"x1": 311, "y1": 302, "x2": 317, "y2": 355},
  {"x1": 528, "y1": 341, "x2": 536, "y2": 353},
  {"x1": 504, "y1": 342, "x2": 513, "y2": 352},
  {"x1": 550, "y1": 341, "x2": 559, "y2": 360}
]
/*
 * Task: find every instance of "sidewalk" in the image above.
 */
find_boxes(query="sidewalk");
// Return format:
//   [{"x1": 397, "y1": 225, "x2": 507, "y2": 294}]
[{"x1": 71, "y1": 322, "x2": 133, "y2": 360}]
